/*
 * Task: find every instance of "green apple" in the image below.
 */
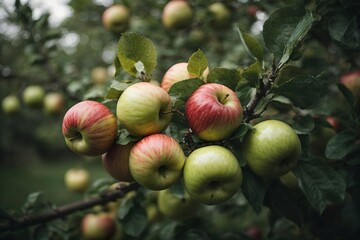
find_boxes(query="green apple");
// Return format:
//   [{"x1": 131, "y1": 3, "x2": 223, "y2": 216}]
[
  {"x1": 157, "y1": 188, "x2": 200, "y2": 220},
  {"x1": 116, "y1": 82, "x2": 173, "y2": 137},
  {"x1": 146, "y1": 202, "x2": 162, "y2": 223},
  {"x1": 91, "y1": 67, "x2": 109, "y2": 85},
  {"x1": 43, "y1": 92, "x2": 65, "y2": 115},
  {"x1": 22, "y1": 85, "x2": 45, "y2": 108},
  {"x1": 241, "y1": 120, "x2": 301, "y2": 179},
  {"x1": 81, "y1": 213, "x2": 116, "y2": 240},
  {"x1": 102, "y1": 4, "x2": 130, "y2": 33},
  {"x1": 279, "y1": 171, "x2": 298, "y2": 189},
  {"x1": 162, "y1": 0, "x2": 192, "y2": 30},
  {"x1": 1, "y1": 95, "x2": 20, "y2": 115},
  {"x1": 208, "y1": 2, "x2": 231, "y2": 28},
  {"x1": 183, "y1": 145, "x2": 243, "y2": 205},
  {"x1": 64, "y1": 168, "x2": 90, "y2": 193}
]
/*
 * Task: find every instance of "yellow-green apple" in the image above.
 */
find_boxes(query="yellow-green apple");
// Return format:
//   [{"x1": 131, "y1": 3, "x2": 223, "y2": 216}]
[
  {"x1": 116, "y1": 82, "x2": 172, "y2": 137},
  {"x1": 22, "y1": 85, "x2": 45, "y2": 108},
  {"x1": 102, "y1": 4, "x2": 130, "y2": 33},
  {"x1": 1, "y1": 95, "x2": 20, "y2": 114},
  {"x1": 161, "y1": 62, "x2": 209, "y2": 92},
  {"x1": 240, "y1": 120, "x2": 301, "y2": 179},
  {"x1": 146, "y1": 202, "x2": 162, "y2": 223},
  {"x1": 208, "y1": 2, "x2": 231, "y2": 28},
  {"x1": 62, "y1": 100, "x2": 118, "y2": 157},
  {"x1": 43, "y1": 92, "x2": 65, "y2": 115},
  {"x1": 101, "y1": 142, "x2": 136, "y2": 182},
  {"x1": 64, "y1": 168, "x2": 90, "y2": 193},
  {"x1": 185, "y1": 83, "x2": 243, "y2": 141},
  {"x1": 81, "y1": 213, "x2": 116, "y2": 240},
  {"x1": 162, "y1": 0, "x2": 192, "y2": 30},
  {"x1": 279, "y1": 171, "x2": 298, "y2": 189},
  {"x1": 129, "y1": 134, "x2": 186, "y2": 190},
  {"x1": 183, "y1": 145, "x2": 243, "y2": 205},
  {"x1": 91, "y1": 67, "x2": 109, "y2": 85},
  {"x1": 157, "y1": 188, "x2": 200, "y2": 220},
  {"x1": 340, "y1": 70, "x2": 360, "y2": 106}
]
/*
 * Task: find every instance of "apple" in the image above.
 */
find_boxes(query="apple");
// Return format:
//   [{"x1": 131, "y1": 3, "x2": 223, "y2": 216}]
[
  {"x1": 279, "y1": 171, "x2": 298, "y2": 189},
  {"x1": 146, "y1": 203, "x2": 162, "y2": 223},
  {"x1": 240, "y1": 120, "x2": 301, "y2": 179},
  {"x1": 102, "y1": 4, "x2": 130, "y2": 33},
  {"x1": 208, "y1": 2, "x2": 231, "y2": 28},
  {"x1": 62, "y1": 100, "x2": 118, "y2": 157},
  {"x1": 326, "y1": 116, "x2": 341, "y2": 132},
  {"x1": 91, "y1": 67, "x2": 109, "y2": 85},
  {"x1": 245, "y1": 226, "x2": 263, "y2": 240},
  {"x1": 81, "y1": 213, "x2": 116, "y2": 240},
  {"x1": 160, "y1": 62, "x2": 209, "y2": 92},
  {"x1": 116, "y1": 82, "x2": 173, "y2": 137},
  {"x1": 157, "y1": 188, "x2": 200, "y2": 220},
  {"x1": 102, "y1": 142, "x2": 136, "y2": 182},
  {"x1": 183, "y1": 145, "x2": 243, "y2": 205},
  {"x1": 43, "y1": 92, "x2": 65, "y2": 115},
  {"x1": 1, "y1": 95, "x2": 20, "y2": 115},
  {"x1": 246, "y1": 5, "x2": 259, "y2": 18},
  {"x1": 129, "y1": 134, "x2": 186, "y2": 190},
  {"x1": 22, "y1": 85, "x2": 45, "y2": 108},
  {"x1": 340, "y1": 70, "x2": 360, "y2": 106},
  {"x1": 64, "y1": 168, "x2": 90, "y2": 193},
  {"x1": 162, "y1": 0, "x2": 192, "y2": 30},
  {"x1": 185, "y1": 83, "x2": 243, "y2": 141}
]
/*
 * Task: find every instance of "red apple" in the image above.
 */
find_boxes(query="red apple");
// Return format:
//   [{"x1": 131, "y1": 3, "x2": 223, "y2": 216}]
[
  {"x1": 43, "y1": 92, "x2": 65, "y2": 115},
  {"x1": 81, "y1": 213, "x2": 116, "y2": 240},
  {"x1": 162, "y1": 0, "x2": 192, "y2": 30},
  {"x1": 340, "y1": 70, "x2": 360, "y2": 106},
  {"x1": 102, "y1": 4, "x2": 130, "y2": 33},
  {"x1": 185, "y1": 83, "x2": 243, "y2": 141},
  {"x1": 62, "y1": 100, "x2": 118, "y2": 157},
  {"x1": 326, "y1": 116, "x2": 341, "y2": 132}
]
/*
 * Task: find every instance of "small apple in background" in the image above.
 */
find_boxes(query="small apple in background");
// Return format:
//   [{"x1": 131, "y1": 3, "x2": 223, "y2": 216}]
[
  {"x1": 62, "y1": 100, "x2": 118, "y2": 157},
  {"x1": 116, "y1": 82, "x2": 173, "y2": 137},
  {"x1": 91, "y1": 67, "x2": 109, "y2": 85},
  {"x1": 340, "y1": 70, "x2": 360, "y2": 106},
  {"x1": 22, "y1": 85, "x2": 45, "y2": 108},
  {"x1": 64, "y1": 168, "x2": 90, "y2": 193},
  {"x1": 161, "y1": 62, "x2": 209, "y2": 92},
  {"x1": 146, "y1": 202, "x2": 162, "y2": 223},
  {"x1": 279, "y1": 171, "x2": 298, "y2": 189},
  {"x1": 208, "y1": 2, "x2": 231, "y2": 28},
  {"x1": 129, "y1": 134, "x2": 186, "y2": 190},
  {"x1": 240, "y1": 119, "x2": 301, "y2": 179},
  {"x1": 245, "y1": 226, "x2": 263, "y2": 240},
  {"x1": 157, "y1": 188, "x2": 200, "y2": 220},
  {"x1": 326, "y1": 116, "x2": 341, "y2": 132},
  {"x1": 81, "y1": 212, "x2": 116, "y2": 240},
  {"x1": 102, "y1": 142, "x2": 136, "y2": 182},
  {"x1": 43, "y1": 92, "x2": 65, "y2": 115},
  {"x1": 1, "y1": 95, "x2": 20, "y2": 115},
  {"x1": 162, "y1": 0, "x2": 192, "y2": 30},
  {"x1": 183, "y1": 145, "x2": 243, "y2": 205},
  {"x1": 246, "y1": 5, "x2": 259, "y2": 18},
  {"x1": 102, "y1": 4, "x2": 130, "y2": 33},
  {"x1": 185, "y1": 83, "x2": 243, "y2": 141}
]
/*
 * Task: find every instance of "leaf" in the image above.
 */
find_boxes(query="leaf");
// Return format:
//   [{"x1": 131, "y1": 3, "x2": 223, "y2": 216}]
[
  {"x1": 229, "y1": 123, "x2": 254, "y2": 142},
  {"x1": 22, "y1": 191, "x2": 45, "y2": 213},
  {"x1": 0, "y1": 209, "x2": 14, "y2": 223},
  {"x1": 235, "y1": 26, "x2": 263, "y2": 62},
  {"x1": 114, "y1": 56, "x2": 121, "y2": 77},
  {"x1": 86, "y1": 178, "x2": 114, "y2": 196},
  {"x1": 169, "y1": 180, "x2": 186, "y2": 199},
  {"x1": 293, "y1": 115, "x2": 315, "y2": 134},
  {"x1": 236, "y1": 82, "x2": 254, "y2": 107},
  {"x1": 117, "y1": 32, "x2": 157, "y2": 77},
  {"x1": 116, "y1": 128, "x2": 141, "y2": 145},
  {"x1": 121, "y1": 203, "x2": 147, "y2": 237},
  {"x1": 187, "y1": 49, "x2": 208, "y2": 78},
  {"x1": 178, "y1": 229, "x2": 210, "y2": 240},
  {"x1": 325, "y1": 131, "x2": 360, "y2": 160},
  {"x1": 241, "y1": 61, "x2": 263, "y2": 88},
  {"x1": 160, "y1": 221, "x2": 180, "y2": 240},
  {"x1": 337, "y1": 83, "x2": 355, "y2": 107},
  {"x1": 118, "y1": 197, "x2": 135, "y2": 220},
  {"x1": 168, "y1": 78, "x2": 205, "y2": 102},
  {"x1": 207, "y1": 67, "x2": 241, "y2": 91}
]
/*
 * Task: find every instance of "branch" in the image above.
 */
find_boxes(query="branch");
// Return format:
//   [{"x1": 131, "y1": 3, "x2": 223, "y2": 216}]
[{"x1": 0, "y1": 182, "x2": 140, "y2": 233}]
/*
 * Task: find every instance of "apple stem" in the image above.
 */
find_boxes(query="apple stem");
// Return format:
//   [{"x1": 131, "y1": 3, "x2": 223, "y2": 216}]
[
  {"x1": 161, "y1": 109, "x2": 184, "y2": 116},
  {"x1": 220, "y1": 94, "x2": 230, "y2": 104}
]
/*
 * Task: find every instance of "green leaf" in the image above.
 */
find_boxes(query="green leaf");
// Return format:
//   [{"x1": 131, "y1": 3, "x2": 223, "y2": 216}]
[
  {"x1": 168, "y1": 78, "x2": 205, "y2": 102},
  {"x1": 235, "y1": 26, "x2": 263, "y2": 62},
  {"x1": 229, "y1": 123, "x2": 254, "y2": 142},
  {"x1": 178, "y1": 229, "x2": 210, "y2": 240},
  {"x1": 187, "y1": 49, "x2": 208, "y2": 78},
  {"x1": 225, "y1": 139, "x2": 246, "y2": 167},
  {"x1": 337, "y1": 83, "x2": 355, "y2": 107},
  {"x1": 121, "y1": 203, "x2": 147, "y2": 237},
  {"x1": 241, "y1": 61, "x2": 263, "y2": 88},
  {"x1": 236, "y1": 82, "x2": 254, "y2": 107},
  {"x1": 160, "y1": 221, "x2": 180, "y2": 240},
  {"x1": 22, "y1": 191, "x2": 44, "y2": 213},
  {"x1": 83, "y1": 85, "x2": 106, "y2": 100},
  {"x1": 105, "y1": 81, "x2": 134, "y2": 100},
  {"x1": 325, "y1": 131, "x2": 360, "y2": 160},
  {"x1": 207, "y1": 68, "x2": 241, "y2": 91},
  {"x1": 86, "y1": 178, "x2": 114, "y2": 196},
  {"x1": 116, "y1": 128, "x2": 141, "y2": 145},
  {"x1": 293, "y1": 115, "x2": 315, "y2": 134},
  {"x1": 169, "y1": 180, "x2": 186, "y2": 199},
  {"x1": 114, "y1": 56, "x2": 121, "y2": 77},
  {"x1": 117, "y1": 32, "x2": 157, "y2": 77}
]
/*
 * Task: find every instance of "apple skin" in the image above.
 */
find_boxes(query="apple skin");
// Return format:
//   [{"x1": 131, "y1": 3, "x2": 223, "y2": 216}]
[
  {"x1": 240, "y1": 120, "x2": 301, "y2": 179},
  {"x1": 185, "y1": 83, "x2": 243, "y2": 141},
  {"x1": 64, "y1": 168, "x2": 90, "y2": 193},
  {"x1": 208, "y1": 2, "x2": 231, "y2": 28},
  {"x1": 183, "y1": 145, "x2": 243, "y2": 205},
  {"x1": 102, "y1": 142, "x2": 136, "y2": 182},
  {"x1": 129, "y1": 134, "x2": 186, "y2": 190},
  {"x1": 22, "y1": 85, "x2": 45, "y2": 108},
  {"x1": 102, "y1": 4, "x2": 130, "y2": 33},
  {"x1": 160, "y1": 62, "x2": 209, "y2": 92},
  {"x1": 162, "y1": 0, "x2": 192, "y2": 30},
  {"x1": 157, "y1": 188, "x2": 200, "y2": 220},
  {"x1": 340, "y1": 70, "x2": 360, "y2": 106},
  {"x1": 43, "y1": 92, "x2": 65, "y2": 115},
  {"x1": 81, "y1": 213, "x2": 116, "y2": 240},
  {"x1": 62, "y1": 100, "x2": 118, "y2": 157},
  {"x1": 1, "y1": 95, "x2": 21, "y2": 115},
  {"x1": 279, "y1": 171, "x2": 298, "y2": 189},
  {"x1": 116, "y1": 82, "x2": 173, "y2": 137}
]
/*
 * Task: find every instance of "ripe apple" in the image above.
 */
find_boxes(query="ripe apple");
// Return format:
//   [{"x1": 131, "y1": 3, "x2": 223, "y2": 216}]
[
  {"x1": 64, "y1": 168, "x2": 90, "y2": 193},
  {"x1": 1, "y1": 95, "x2": 20, "y2": 115},
  {"x1": 157, "y1": 188, "x2": 200, "y2": 220},
  {"x1": 183, "y1": 145, "x2": 243, "y2": 205},
  {"x1": 185, "y1": 83, "x2": 243, "y2": 141},
  {"x1": 102, "y1": 142, "x2": 136, "y2": 182},
  {"x1": 102, "y1": 4, "x2": 130, "y2": 33},
  {"x1": 245, "y1": 226, "x2": 263, "y2": 240},
  {"x1": 116, "y1": 82, "x2": 173, "y2": 137},
  {"x1": 81, "y1": 213, "x2": 116, "y2": 240},
  {"x1": 240, "y1": 120, "x2": 301, "y2": 179},
  {"x1": 162, "y1": 0, "x2": 192, "y2": 30},
  {"x1": 160, "y1": 62, "x2": 209, "y2": 92},
  {"x1": 208, "y1": 2, "x2": 231, "y2": 28},
  {"x1": 43, "y1": 92, "x2": 65, "y2": 115},
  {"x1": 340, "y1": 70, "x2": 360, "y2": 106},
  {"x1": 326, "y1": 116, "x2": 341, "y2": 132},
  {"x1": 279, "y1": 171, "x2": 298, "y2": 189},
  {"x1": 62, "y1": 100, "x2": 118, "y2": 157},
  {"x1": 22, "y1": 85, "x2": 45, "y2": 108},
  {"x1": 91, "y1": 67, "x2": 109, "y2": 85},
  {"x1": 129, "y1": 134, "x2": 186, "y2": 190}
]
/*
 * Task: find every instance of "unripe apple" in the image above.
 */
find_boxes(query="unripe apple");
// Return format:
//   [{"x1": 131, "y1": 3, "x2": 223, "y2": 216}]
[
  {"x1": 1, "y1": 95, "x2": 20, "y2": 115},
  {"x1": 22, "y1": 85, "x2": 45, "y2": 108},
  {"x1": 91, "y1": 67, "x2": 109, "y2": 85},
  {"x1": 185, "y1": 83, "x2": 243, "y2": 141},
  {"x1": 129, "y1": 134, "x2": 186, "y2": 190},
  {"x1": 43, "y1": 92, "x2": 65, "y2": 115},
  {"x1": 340, "y1": 70, "x2": 360, "y2": 106},
  {"x1": 102, "y1": 4, "x2": 130, "y2": 33},
  {"x1": 64, "y1": 168, "x2": 90, "y2": 193},
  {"x1": 241, "y1": 120, "x2": 301, "y2": 179},
  {"x1": 81, "y1": 213, "x2": 116, "y2": 240},
  {"x1": 162, "y1": 0, "x2": 192, "y2": 30},
  {"x1": 279, "y1": 171, "x2": 298, "y2": 189},
  {"x1": 208, "y1": 2, "x2": 231, "y2": 28},
  {"x1": 116, "y1": 82, "x2": 172, "y2": 137},
  {"x1": 183, "y1": 145, "x2": 243, "y2": 205},
  {"x1": 62, "y1": 100, "x2": 118, "y2": 157}
]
